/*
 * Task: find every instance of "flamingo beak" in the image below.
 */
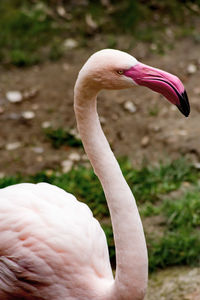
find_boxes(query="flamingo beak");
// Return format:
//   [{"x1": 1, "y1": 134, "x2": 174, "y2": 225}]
[
  {"x1": 124, "y1": 63, "x2": 190, "y2": 117},
  {"x1": 176, "y1": 90, "x2": 190, "y2": 117}
]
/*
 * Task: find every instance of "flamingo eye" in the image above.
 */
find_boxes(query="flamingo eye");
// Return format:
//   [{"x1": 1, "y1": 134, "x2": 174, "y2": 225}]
[{"x1": 117, "y1": 70, "x2": 124, "y2": 75}]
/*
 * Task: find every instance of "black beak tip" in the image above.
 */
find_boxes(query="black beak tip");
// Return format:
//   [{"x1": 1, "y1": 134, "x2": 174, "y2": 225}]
[{"x1": 177, "y1": 90, "x2": 190, "y2": 117}]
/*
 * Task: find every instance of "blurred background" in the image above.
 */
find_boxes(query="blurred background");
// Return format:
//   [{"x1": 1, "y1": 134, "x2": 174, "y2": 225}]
[{"x1": 0, "y1": 1, "x2": 200, "y2": 299}]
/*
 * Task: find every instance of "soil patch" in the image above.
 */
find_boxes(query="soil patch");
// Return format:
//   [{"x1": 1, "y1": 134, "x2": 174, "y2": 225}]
[{"x1": 0, "y1": 37, "x2": 200, "y2": 176}]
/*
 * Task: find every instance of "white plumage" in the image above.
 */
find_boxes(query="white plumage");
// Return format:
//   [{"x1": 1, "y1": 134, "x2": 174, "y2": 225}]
[{"x1": 0, "y1": 183, "x2": 113, "y2": 299}]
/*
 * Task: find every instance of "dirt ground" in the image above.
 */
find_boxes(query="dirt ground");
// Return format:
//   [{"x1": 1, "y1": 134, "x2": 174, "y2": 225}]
[
  {"x1": 146, "y1": 267, "x2": 200, "y2": 300},
  {"x1": 0, "y1": 35, "x2": 200, "y2": 176},
  {"x1": 0, "y1": 35, "x2": 200, "y2": 299}
]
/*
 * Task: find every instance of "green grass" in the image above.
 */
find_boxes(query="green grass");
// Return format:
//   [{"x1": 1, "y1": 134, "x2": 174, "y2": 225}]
[
  {"x1": 1, "y1": 157, "x2": 200, "y2": 271},
  {"x1": 148, "y1": 229, "x2": 200, "y2": 271},
  {"x1": 0, "y1": 0, "x2": 64, "y2": 66},
  {"x1": 0, "y1": 0, "x2": 199, "y2": 66},
  {"x1": 163, "y1": 189, "x2": 200, "y2": 229},
  {"x1": 141, "y1": 187, "x2": 200, "y2": 271},
  {"x1": 44, "y1": 127, "x2": 82, "y2": 149},
  {"x1": 123, "y1": 157, "x2": 198, "y2": 203}
]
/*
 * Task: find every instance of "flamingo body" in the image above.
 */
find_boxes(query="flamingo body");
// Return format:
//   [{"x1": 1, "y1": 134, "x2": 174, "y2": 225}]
[
  {"x1": 0, "y1": 183, "x2": 113, "y2": 299},
  {"x1": 0, "y1": 49, "x2": 190, "y2": 300}
]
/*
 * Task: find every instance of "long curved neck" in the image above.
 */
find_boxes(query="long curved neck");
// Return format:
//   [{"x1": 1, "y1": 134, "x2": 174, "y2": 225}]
[{"x1": 74, "y1": 79, "x2": 148, "y2": 300}]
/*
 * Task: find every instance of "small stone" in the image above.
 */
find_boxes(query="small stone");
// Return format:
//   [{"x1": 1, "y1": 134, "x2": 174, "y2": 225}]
[
  {"x1": 61, "y1": 160, "x2": 73, "y2": 173},
  {"x1": 154, "y1": 126, "x2": 161, "y2": 132},
  {"x1": 100, "y1": 0, "x2": 111, "y2": 7},
  {"x1": 141, "y1": 136, "x2": 150, "y2": 147},
  {"x1": 160, "y1": 107, "x2": 168, "y2": 116},
  {"x1": 99, "y1": 116, "x2": 106, "y2": 124},
  {"x1": 55, "y1": 171, "x2": 61, "y2": 177},
  {"x1": 63, "y1": 38, "x2": 78, "y2": 50},
  {"x1": 31, "y1": 147, "x2": 44, "y2": 154},
  {"x1": 68, "y1": 152, "x2": 81, "y2": 161},
  {"x1": 69, "y1": 128, "x2": 77, "y2": 135},
  {"x1": 177, "y1": 129, "x2": 187, "y2": 136},
  {"x1": 62, "y1": 63, "x2": 70, "y2": 71},
  {"x1": 165, "y1": 28, "x2": 173, "y2": 38},
  {"x1": 194, "y1": 162, "x2": 200, "y2": 169},
  {"x1": 190, "y1": 3, "x2": 199, "y2": 12},
  {"x1": 45, "y1": 169, "x2": 53, "y2": 176},
  {"x1": 124, "y1": 101, "x2": 137, "y2": 113},
  {"x1": 32, "y1": 104, "x2": 39, "y2": 110},
  {"x1": 56, "y1": 5, "x2": 71, "y2": 19},
  {"x1": 7, "y1": 113, "x2": 21, "y2": 120},
  {"x1": 6, "y1": 91, "x2": 23, "y2": 103},
  {"x1": 23, "y1": 87, "x2": 39, "y2": 100},
  {"x1": 82, "y1": 154, "x2": 88, "y2": 161},
  {"x1": 36, "y1": 155, "x2": 43, "y2": 162},
  {"x1": 163, "y1": 16, "x2": 169, "y2": 24},
  {"x1": 22, "y1": 111, "x2": 35, "y2": 120},
  {"x1": 69, "y1": 128, "x2": 81, "y2": 140},
  {"x1": 183, "y1": 181, "x2": 190, "y2": 187},
  {"x1": 187, "y1": 63, "x2": 197, "y2": 74},
  {"x1": 57, "y1": 6, "x2": 66, "y2": 17},
  {"x1": 6, "y1": 142, "x2": 21, "y2": 151},
  {"x1": 166, "y1": 136, "x2": 177, "y2": 144},
  {"x1": 85, "y1": 14, "x2": 98, "y2": 30},
  {"x1": 83, "y1": 162, "x2": 91, "y2": 169},
  {"x1": 194, "y1": 87, "x2": 200, "y2": 95},
  {"x1": 0, "y1": 172, "x2": 5, "y2": 179},
  {"x1": 149, "y1": 124, "x2": 161, "y2": 132},
  {"x1": 153, "y1": 13, "x2": 159, "y2": 21},
  {"x1": 42, "y1": 121, "x2": 51, "y2": 129},
  {"x1": 0, "y1": 106, "x2": 4, "y2": 114},
  {"x1": 150, "y1": 43, "x2": 158, "y2": 51},
  {"x1": 171, "y1": 105, "x2": 177, "y2": 111}
]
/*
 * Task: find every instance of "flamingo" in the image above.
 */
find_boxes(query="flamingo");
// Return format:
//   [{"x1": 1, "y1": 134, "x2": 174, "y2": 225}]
[{"x1": 0, "y1": 49, "x2": 190, "y2": 300}]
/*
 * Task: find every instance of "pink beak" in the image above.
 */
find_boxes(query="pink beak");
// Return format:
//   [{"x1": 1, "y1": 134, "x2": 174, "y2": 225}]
[{"x1": 124, "y1": 63, "x2": 190, "y2": 117}]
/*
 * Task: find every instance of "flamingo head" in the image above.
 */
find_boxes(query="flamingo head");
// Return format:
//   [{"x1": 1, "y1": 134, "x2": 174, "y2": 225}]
[{"x1": 79, "y1": 49, "x2": 190, "y2": 117}]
